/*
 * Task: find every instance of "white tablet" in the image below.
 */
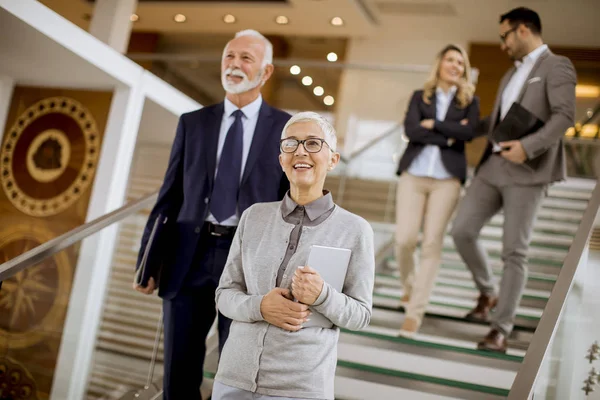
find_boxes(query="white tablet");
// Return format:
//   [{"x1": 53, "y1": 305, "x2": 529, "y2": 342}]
[{"x1": 301, "y1": 245, "x2": 351, "y2": 329}]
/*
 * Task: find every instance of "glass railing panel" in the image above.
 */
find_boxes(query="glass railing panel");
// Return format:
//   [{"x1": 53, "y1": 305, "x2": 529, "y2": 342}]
[
  {"x1": 0, "y1": 243, "x2": 76, "y2": 400},
  {"x1": 84, "y1": 209, "x2": 162, "y2": 400},
  {"x1": 508, "y1": 181, "x2": 600, "y2": 399}
]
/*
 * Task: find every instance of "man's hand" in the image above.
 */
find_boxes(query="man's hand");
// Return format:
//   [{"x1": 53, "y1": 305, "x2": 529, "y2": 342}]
[
  {"x1": 260, "y1": 288, "x2": 311, "y2": 332},
  {"x1": 460, "y1": 118, "x2": 468, "y2": 126},
  {"x1": 292, "y1": 266, "x2": 324, "y2": 306},
  {"x1": 420, "y1": 119, "x2": 434, "y2": 130},
  {"x1": 499, "y1": 140, "x2": 528, "y2": 164},
  {"x1": 133, "y1": 276, "x2": 156, "y2": 295}
]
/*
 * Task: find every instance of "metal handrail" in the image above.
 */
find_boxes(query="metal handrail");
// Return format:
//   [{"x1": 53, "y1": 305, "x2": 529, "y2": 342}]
[
  {"x1": 509, "y1": 179, "x2": 600, "y2": 398},
  {"x1": 0, "y1": 192, "x2": 158, "y2": 281},
  {"x1": 339, "y1": 123, "x2": 402, "y2": 164},
  {"x1": 336, "y1": 124, "x2": 403, "y2": 206}
]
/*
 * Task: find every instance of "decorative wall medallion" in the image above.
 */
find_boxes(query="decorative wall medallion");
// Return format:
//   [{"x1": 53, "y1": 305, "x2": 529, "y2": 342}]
[
  {"x1": 0, "y1": 357, "x2": 39, "y2": 400},
  {"x1": 1, "y1": 97, "x2": 100, "y2": 217},
  {"x1": 0, "y1": 221, "x2": 72, "y2": 349}
]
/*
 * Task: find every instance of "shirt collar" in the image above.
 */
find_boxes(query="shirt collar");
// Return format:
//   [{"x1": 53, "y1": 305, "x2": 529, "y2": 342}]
[
  {"x1": 224, "y1": 94, "x2": 263, "y2": 119},
  {"x1": 281, "y1": 190, "x2": 334, "y2": 221},
  {"x1": 436, "y1": 85, "x2": 457, "y2": 98},
  {"x1": 515, "y1": 44, "x2": 548, "y2": 67}
]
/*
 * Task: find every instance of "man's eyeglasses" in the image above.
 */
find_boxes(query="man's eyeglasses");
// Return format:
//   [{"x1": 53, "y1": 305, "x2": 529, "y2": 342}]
[
  {"x1": 500, "y1": 27, "x2": 517, "y2": 43},
  {"x1": 280, "y1": 138, "x2": 330, "y2": 153}
]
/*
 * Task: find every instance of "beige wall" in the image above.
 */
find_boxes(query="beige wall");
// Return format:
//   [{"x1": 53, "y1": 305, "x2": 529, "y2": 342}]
[{"x1": 335, "y1": 15, "x2": 473, "y2": 154}]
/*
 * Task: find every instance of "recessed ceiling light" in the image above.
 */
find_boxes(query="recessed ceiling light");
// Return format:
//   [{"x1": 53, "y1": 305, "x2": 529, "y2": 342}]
[
  {"x1": 130, "y1": 14, "x2": 139, "y2": 22},
  {"x1": 173, "y1": 14, "x2": 187, "y2": 23},
  {"x1": 330, "y1": 17, "x2": 344, "y2": 26},
  {"x1": 275, "y1": 15, "x2": 289, "y2": 25},
  {"x1": 290, "y1": 65, "x2": 301, "y2": 75},
  {"x1": 302, "y1": 76, "x2": 313, "y2": 86},
  {"x1": 223, "y1": 14, "x2": 236, "y2": 24},
  {"x1": 324, "y1": 95, "x2": 335, "y2": 106},
  {"x1": 313, "y1": 86, "x2": 324, "y2": 96},
  {"x1": 327, "y1": 52, "x2": 338, "y2": 62}
]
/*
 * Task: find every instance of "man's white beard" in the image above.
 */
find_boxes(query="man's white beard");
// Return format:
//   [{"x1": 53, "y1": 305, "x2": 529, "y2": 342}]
[{"x1": 221, "y1": 67, "x2": 264, "y2": 94}]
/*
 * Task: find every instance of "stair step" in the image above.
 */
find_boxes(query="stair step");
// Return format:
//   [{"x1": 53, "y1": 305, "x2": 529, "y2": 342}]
[
  {"x1": 337, "y1": 342, "x2": 514, "y2": 397},
  {"x1": 334, "y1": 375, "x2": 461, "y2": 400},
  {"x1": 341, "y1": 326, "x2": 524, "y2": 362},
  {"x1": 375, "y1": 273, "x2": 549, "y2": 301},
  {"x1": 373, "y1": 293, "x2": 539, "y2": 330}
]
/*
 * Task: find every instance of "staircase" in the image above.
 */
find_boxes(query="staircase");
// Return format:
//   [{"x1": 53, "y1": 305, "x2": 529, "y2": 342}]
[{"x1": 85, "y1": 172, "x2": 595, "y2": 399}]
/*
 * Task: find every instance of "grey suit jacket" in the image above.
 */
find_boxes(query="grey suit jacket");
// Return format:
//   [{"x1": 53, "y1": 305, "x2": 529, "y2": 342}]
[{"x1": 478, "y1": 49, "x2": 577, "y2": 185}]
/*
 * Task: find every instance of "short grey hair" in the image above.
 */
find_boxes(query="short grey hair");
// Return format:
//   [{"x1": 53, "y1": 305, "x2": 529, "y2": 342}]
[
  {"x1": 227, "y1": 29, "x2": 273, "y2": 67},
  {"x1": 281, "y1": 112, "x2": 338, "y2": 152}
]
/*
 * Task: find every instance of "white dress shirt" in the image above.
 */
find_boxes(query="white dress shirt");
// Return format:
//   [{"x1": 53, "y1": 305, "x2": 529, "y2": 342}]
[
  {"x1": 206, "y1": 95, "x2": 263, "y2": 226},
  {"x1": 408, "y1": 86, "x2": 456, "y2": 180},
  {"x1": 500, "y1": 44, "x2": 548, "y2": 120}
]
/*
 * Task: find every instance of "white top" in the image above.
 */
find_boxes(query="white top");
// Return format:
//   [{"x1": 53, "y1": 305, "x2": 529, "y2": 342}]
[
  {"x1": 206, "y1": 95, "x2": 262, "y2": 226},
  {"x1": 500, "y1": 44, "x2": 549, "y2": 120},
  {"x1": 407, "y1": 86, "x2": 456, "y2": 180}
]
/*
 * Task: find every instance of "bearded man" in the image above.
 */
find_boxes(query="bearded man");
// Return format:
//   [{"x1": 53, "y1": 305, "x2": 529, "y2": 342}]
[{"x1": 133, "y1": 29, "x2": 291, "y2": 400}]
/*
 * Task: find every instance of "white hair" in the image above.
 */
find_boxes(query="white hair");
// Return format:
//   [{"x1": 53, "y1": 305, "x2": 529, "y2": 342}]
[
  {"x1": 281, "y1": 112, "x2": 338, "y2": 152},
  {"x1": 225, "y1": 29, "x2": 273, "y2": 67}
]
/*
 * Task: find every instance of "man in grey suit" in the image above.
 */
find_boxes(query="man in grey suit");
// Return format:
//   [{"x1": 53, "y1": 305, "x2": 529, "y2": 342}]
[{"x1": 451, "y1": 7, "x2": 576, "y2": 353}]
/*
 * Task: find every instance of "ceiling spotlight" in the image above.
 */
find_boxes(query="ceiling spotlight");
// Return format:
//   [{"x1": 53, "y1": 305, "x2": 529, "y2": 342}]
[
  {"x1": 173, "y1": 14, "x2": 187, "y2": 23},
  {"x1": 130, "y1": 14, "x2": 139, "y2": 22},
  {"x1": 223, "y1": 14, "x2": 236, "y2": 24},
  {"x1": 330, "y1": 17, "x2": 344, "y2": 26},
  {"x1": 313, "y1": 86, "x2": 324, "y2": 96},
  {"x1": 290, "y1": 65, "x2": 301, "y2": 75},
  {"x1": 327, "y1": 52, "x2": 338, "y2": 62},
  {"x1": 324, "y1": 95, "x2": 335, "y2": 106},
  {"x1": 302, "y1": 76, "x2": 313, "y2": 86},
  {"x1": 275, "y1": 15, "x2": 289, "y2": 25}
]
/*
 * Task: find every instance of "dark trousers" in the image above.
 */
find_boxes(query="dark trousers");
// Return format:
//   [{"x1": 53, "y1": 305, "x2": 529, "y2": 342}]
[{"x1": 162, "y1": 226, "x2": 234, "y2": 400}]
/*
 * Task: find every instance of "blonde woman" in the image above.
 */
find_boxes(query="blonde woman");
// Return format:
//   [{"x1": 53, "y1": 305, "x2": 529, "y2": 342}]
[{"x1": 395, "y1": 44, "x2": 479, "y2": 337}]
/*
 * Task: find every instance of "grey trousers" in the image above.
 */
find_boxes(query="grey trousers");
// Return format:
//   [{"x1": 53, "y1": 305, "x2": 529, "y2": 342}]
[
  {"x1": 451, "y1": 175, "x2": 546, "y2": 335},
  {"x1": 212, "y1": 381, "x2": 322, "y2": 400}
]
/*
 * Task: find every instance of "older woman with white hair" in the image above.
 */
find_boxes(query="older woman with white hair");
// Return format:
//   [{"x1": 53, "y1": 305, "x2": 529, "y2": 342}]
[{"x1": 213, "y1": 111, "x2": 375, "y2": 400}]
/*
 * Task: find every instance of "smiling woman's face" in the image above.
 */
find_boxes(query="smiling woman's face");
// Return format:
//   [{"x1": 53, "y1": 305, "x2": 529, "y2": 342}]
[{"x1": 279, "y1": 121, "x2": 338, "y2": 193}]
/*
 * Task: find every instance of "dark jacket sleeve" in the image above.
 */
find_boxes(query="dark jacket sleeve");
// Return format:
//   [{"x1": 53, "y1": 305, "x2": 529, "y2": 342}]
[
  {"x1": 136, "y1": 115, "x2": 186, "y2": 270},
  {"x1": 433, "y1": 96, "x2": 480, "y2": 141},
  {"x1": 403, "y1": 91, "x2": 449, "y2": 147}
]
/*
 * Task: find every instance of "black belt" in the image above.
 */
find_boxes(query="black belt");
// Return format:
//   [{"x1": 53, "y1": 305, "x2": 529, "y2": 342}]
[{"x1": 204, "y1": 222, "x2": 237, "y2": 238}]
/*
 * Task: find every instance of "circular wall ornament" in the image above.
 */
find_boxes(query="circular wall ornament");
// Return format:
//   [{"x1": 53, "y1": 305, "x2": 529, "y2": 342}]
[
  {"x1": 0, "y1": 221, "x2": 72, "y2": 350},
  {"x1": 1, "y1": 97, "x2": 100, "y2": 217},
  {"x1": 0, "y1": 357, "x2": 39, "y2": 400}
]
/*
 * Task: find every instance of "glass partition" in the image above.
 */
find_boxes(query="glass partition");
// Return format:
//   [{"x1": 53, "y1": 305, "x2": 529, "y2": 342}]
[{"x1": 508, "y1": 181, "x2": 600, "y2": 399}]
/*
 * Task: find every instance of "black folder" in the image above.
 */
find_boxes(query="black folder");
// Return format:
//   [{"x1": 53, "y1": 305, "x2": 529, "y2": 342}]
[
  {"x1": 492, "y1": 102, "x2": 544, "y2": 144},
  {"x1": 134, "y1": 213, "x2": 171, "y2": 288}
]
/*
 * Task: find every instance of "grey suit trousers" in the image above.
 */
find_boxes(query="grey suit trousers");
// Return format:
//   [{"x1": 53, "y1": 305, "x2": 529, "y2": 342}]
[{"x1": 451, "y1": 155, "x2": 546, "y2": 335}]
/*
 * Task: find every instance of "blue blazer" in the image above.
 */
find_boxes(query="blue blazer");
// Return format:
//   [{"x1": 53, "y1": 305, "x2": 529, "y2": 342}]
[{"x1": 137, "y1": 101, "x2": 291, "y2": 299}]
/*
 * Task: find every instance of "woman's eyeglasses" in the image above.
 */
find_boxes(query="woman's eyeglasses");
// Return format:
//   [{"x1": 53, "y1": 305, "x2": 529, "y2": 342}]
[{"x1": 280, "y1": 138, "x2": 330, "y2": 153}]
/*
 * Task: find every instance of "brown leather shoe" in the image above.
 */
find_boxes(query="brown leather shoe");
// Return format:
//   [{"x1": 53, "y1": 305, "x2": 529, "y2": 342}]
[
  {"x1": 477, "y1": 329, "x2": 507, "y2": 353},
  {"x1": 465, "y1": 293, "x2": 498, "y2": 322}
]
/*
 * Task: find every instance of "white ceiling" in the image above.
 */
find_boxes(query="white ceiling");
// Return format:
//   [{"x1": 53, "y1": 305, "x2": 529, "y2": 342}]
[{"x1": 0, "y1": 7, "x2": 122, "y2": 89}]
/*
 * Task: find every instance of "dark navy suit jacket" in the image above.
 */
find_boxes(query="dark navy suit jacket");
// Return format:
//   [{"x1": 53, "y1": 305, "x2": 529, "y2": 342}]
[
  {"x1": 396, "y1": 90, "x2": 480, "y2": 184},
  {"x1": 137, "y1": 101, "x2": 291, "y2": 300}
]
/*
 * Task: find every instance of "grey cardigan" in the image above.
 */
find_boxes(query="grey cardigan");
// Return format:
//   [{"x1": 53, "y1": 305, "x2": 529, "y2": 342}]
[{"x1": 215, "y1": 200, "x2": 375, "y2": 399}]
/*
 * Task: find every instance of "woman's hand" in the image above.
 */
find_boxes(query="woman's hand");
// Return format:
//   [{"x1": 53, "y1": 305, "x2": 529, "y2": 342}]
[
  {"x1": 260, "y1": 288, "x2": 311, "y2": 332},
  {"x1": 292, "y1": 266, "x2": 324, "y2": 305},
  {"x1": 420, "y1": 119, "x2": 435, "y2": 130}
]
